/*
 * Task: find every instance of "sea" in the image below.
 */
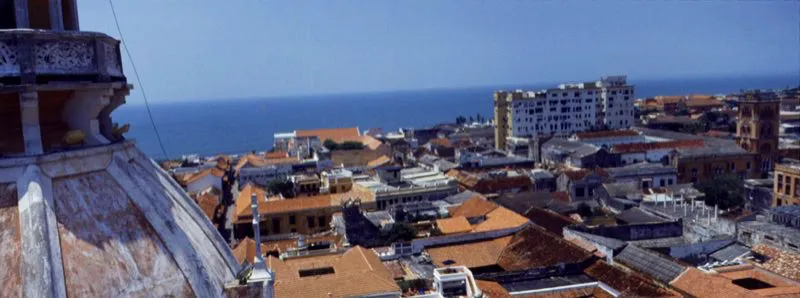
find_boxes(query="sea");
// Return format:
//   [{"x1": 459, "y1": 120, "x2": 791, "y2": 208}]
[{"x1": 113, "y1": 75, "x2": 799, "y2": 159}]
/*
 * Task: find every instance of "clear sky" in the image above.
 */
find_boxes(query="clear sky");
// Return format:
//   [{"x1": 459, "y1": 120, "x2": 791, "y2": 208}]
[{"x1": 78, "y1": 1, "x2": 800, "y2": 103}]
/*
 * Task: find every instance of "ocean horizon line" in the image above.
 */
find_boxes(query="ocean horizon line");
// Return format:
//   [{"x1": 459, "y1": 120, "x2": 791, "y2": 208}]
[{"x1": 125, "y1": 73, "x2": 800, "y2": 106}]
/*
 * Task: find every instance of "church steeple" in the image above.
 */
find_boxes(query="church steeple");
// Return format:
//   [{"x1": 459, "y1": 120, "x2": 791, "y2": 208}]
[{"x1": 1, "y1": 0, "x2": 80, "y2": 30}]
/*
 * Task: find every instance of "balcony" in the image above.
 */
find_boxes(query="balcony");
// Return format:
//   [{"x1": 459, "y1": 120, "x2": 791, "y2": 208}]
[{"x1": 0, "y1": 29, "x2": 124, "y2": 84}]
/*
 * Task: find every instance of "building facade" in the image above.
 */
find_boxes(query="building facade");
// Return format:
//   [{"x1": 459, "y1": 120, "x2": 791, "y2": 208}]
[
  {"x1": 736, "y1": 90, "x2": 780, "y2": 174},
  {"x1": 774, "y1": 162, "x2": 800, "y2": 207},
  {"x1": 493, "y1": 76, "x2": 635, "y2": 150}
]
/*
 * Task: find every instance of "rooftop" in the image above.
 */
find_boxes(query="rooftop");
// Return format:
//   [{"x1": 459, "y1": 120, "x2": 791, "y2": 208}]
[
  {"x1": 267, "y1": 246, "x2": 401, "y2": 298},
  {"x1": 232, "y1": 237, "x2": 269, "y2": 264},
  {"x1": 295, "y1": 127, "x2": 361, "y2": 143},
  {"x1": 615, "y1": 244, "x2": 686, "y2": 284},
  {"x1": 752, "y1": 244, "x2": 800, "y2": 281},
  {"x1": 670, "y1": 265, "x2": 800, "y2": 297},
  {"x1": 234, "y1": 184, "x2": 341, "y2": 222},
  {"x1": 611, "y1": 139, "x2": 704, "y2": 154},
  {"x1": 574, "y1": 130, "x2": 641, "y2": 139},
  {"x1": 426, "y1": 225, "x2": 592, "y2": 271}
]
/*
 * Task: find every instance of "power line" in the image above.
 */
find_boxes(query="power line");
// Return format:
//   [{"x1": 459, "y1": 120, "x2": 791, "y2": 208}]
[{"x1": 107, "y1": 0, "x2": 170, "y2": 160}]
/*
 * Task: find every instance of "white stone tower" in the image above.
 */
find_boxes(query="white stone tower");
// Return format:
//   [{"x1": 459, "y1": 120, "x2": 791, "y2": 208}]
[{"x1": 0, "y1": 1, "x2": 240, "y2": 297}]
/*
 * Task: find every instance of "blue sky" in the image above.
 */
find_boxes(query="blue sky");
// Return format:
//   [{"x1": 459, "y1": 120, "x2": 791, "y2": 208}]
[{"x1": 78, "y1": 1, "x2": 800, "y2": 103}]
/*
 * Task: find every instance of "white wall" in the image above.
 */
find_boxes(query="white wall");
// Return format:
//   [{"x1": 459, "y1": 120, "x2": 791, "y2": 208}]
[{"x1": 186, "y1": 174, "x2": 222, "y2": 194}]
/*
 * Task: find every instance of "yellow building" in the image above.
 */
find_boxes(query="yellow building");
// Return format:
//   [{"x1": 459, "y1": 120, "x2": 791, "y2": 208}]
[
  {"x1": 234, "y1": 184, "x2": 338, "y2": 237},
  {"x1": 775, "y1": 163, "x2": 800, "y2": 207},
  {"x1": 321, "y1": 169, "x2": 354, "y2": 194}
]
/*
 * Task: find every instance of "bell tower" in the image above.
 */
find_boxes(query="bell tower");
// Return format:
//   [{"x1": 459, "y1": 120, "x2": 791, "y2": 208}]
[
  {"x1": 1, "y1": 2, "x2": 243, "y2": 297},
  {"x1": 1, "y1": 0, "x2": 127, "y2": 157},
  {"x1": 736, "y1": 90, "x2": 780, "y2": 175}
]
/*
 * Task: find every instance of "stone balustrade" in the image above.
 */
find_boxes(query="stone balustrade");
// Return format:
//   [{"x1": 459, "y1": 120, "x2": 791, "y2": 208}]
[{"x1": 0, "y1": 29, "x2": 124, "y2": 83}]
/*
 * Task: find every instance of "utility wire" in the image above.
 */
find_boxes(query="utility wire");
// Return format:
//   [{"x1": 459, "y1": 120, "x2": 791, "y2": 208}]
[{"x1": 108, "y1": 0, "x2": 170, "y2": 160}]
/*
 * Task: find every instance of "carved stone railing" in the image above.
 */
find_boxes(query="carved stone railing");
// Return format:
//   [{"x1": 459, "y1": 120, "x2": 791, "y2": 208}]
[{"x1": 0, "y1": 29, "x2": 124, "y2": 82}]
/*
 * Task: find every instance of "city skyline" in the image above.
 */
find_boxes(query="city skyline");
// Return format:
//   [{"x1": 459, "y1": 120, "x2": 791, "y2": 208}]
[{"x1": 78, "y1": 1, "x2": 800, "y2": 103}]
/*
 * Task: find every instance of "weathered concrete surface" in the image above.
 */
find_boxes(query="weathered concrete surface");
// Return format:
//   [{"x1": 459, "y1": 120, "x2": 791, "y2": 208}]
[
  {"x1": 52, "y1": 172, "x2": 193, "y2": 297},
  {"x1": 0, "y1": 141, "x2": 239, "y2": 297},
  {"x1": 17, "y1": 164, "x2": 66, "y2": 298},
  {"x1": 0, "y1": 183, "x2": 22, "y2": 298},
  {"x1": 109, "y1": 150, "x2": 236, "y2": 296}
]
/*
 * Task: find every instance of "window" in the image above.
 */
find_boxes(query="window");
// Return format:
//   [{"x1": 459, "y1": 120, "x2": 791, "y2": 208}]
[
  {"x1": 624, "y1": 96, "x2": 629, "y2": 100},
  {"x1": 318, "y1": 216, "x2": 326, "y2": 227},
  {"x1": 611, "y1": 91, "x2": 617, "y2": 95},
  {"x1": 660, "y1": 180, "x2": 666, "y2": 187},
  {"x1": 272, "y1": 218, "x2": 281, "y2": 234},
  {"x1": 778, "y1": 174, "x2": 784, "y2": 191},
  {"x1": 299, "y1": 267, "x2": 335, "y2": 277},
  {"x1": 562, "y1": 92, "x2": 568, "y2": 97},
  {"x1": 574, "y1": 92, "x2": 580, "y2": 97},
  {"x1": 289, "y1": 215, "x2": 296, "y2": 225},
  {"x1": 747, "y1": 162, "x2": 752, "y2": 170},
  {"x1": 668, "y1": 178, "x2": 674, "y2": 185},
  {"x1": 575, "y1": 187, "x2": 585, "y2": 197},
  {"x1": 307, "y1": 216, "x2": 316, "y2": 228}
]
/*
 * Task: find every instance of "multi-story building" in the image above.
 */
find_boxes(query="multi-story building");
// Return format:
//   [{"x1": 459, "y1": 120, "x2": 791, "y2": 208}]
[
  {"x1": 736, "y1": 90, "x2": 780, "y2": 174},
  {"x1": 235, "y1": 153, "x2": 298, "y2": 188},
  {"x1": 233, "y1": 184, "x2": 339, "y2": 238},
  {"x1": 774, "y1": 162, "x2": 800, "y2": 207},
  {"x1": 494, "y1": 76, "x2": 634, "y2": 150}
]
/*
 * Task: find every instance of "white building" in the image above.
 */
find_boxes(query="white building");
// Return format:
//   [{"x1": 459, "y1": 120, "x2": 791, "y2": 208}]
[
  {"x1": 235, "y1": 154, "x2": 297, "y2": 188},
  {"x1": 494, "y1": 76, "x2": 635, "y2": 148}
]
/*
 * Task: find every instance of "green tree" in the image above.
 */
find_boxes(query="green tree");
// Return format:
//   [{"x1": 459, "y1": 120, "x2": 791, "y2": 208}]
[
  {"x1": 695, "y1": 174, "x2": 744, "y2": 210},
  {"x1": 385, "y1": 222, "x2": 417, "y2": 243},
  {"x1": 323, "y1": 139, "x2": 338, "y2": 150},
  {"x1": 266, "y1": 178, "x2": 294, "y2": 198}
]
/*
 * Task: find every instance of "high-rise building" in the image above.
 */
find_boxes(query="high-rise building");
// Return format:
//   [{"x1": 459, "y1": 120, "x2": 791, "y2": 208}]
[
  {"x1": 0, "y1": 2, "x2": 248, "y2": 297},
  {"x1": 736, "y1": 90, "x2": 780, "y2": 174},
  {"x1": 493, "y1": 75, "x2": 635, "y2": 150}
]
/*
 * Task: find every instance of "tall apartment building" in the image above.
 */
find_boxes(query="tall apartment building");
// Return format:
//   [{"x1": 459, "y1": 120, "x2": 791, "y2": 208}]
[{"x1": 494, "y1": 76, "x2": 635, "y2": 150}]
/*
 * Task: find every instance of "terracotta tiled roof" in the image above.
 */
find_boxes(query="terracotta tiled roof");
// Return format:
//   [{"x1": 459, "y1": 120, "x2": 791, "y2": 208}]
[
  {"x1": 562, "y1": 168, "x2": 607, "y2": 181},
  {"x1": 194, "y1": 192, "x2": 220, "y2": 221},
  {"x1": 496, "y1": 225, "x2": 593, "y2": 271},
  {"x1": 655, "y1": 95, "x2": 684, "y2": 105},
  {"x1": 234, "y1": 184, "x2": 335, "y2": 222},
  {"x1": 574, "y1": 130, "x2": 640, "y2": 139},
  {"x1": 263, "y1": 234, "x2": 343, "y2": 254},
  {"x1": 296, "y1": 127, "x2": 360, "y2": 142},
  {"x1": 235, "y1": 154, "x2": 299, "y2": 172},
  {"x1": 267, "y1": 246, "x2": 400, "y2": 298},
  {"x1": 436, "y1": 216, "x2": 473, "y2": 235},
  {"x1": 612, "y1": 139, "x2": 705, "y2": 154},
  {"x1": 427, "y1": 236, "x2": 514, "y2": 268},
  {"x1": 472, "y1": 206, "x2": 530, "y2": 232},
  {"x1": 427, "y1": 225, "x2": 592, "y2": 272},
  {"x1": 232, "y1": 237, "x2": 268, "y2": 264},
  {"x1": 449, "y1": 195, "x2": 498, "y2": 218},
  {"x1": 685, "y1": 97, "x2": 723, "y2": 108},
  {"x1": 264, "y1": 151, "x2": 289, "y2": 159},
  {"x1": 366, "y1": 155, "x2": 392, "y2": 168},
  {"x1": 359, "y1": 135, "x2": 384, "y2": 150},
  {"x1": 474, "y1": 280, "x2": 511, "y2": 297},
  {"x1": 428, "y1": 138, "x2": 452, "y2": 147},
  {"x1": 753, "y1": 244, "x2": 800, "y2": 280},
  {"x1": 181, "y1": 167, "x2": 225, "y2": 185},
  {"x1": 670, "y1": 266, "x2": 800, "y2": 297},
  {"x1": 523, "y1": 207, "x2": 578, "y2": 236},
  {"x1": 585, "y1": 261, "x2": 680, "y2": 297}
]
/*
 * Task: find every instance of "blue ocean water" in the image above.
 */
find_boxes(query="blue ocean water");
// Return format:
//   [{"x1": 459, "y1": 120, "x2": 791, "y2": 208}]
[{"x1": 113, "y1": 75, "x2": 799, "y2": 159}]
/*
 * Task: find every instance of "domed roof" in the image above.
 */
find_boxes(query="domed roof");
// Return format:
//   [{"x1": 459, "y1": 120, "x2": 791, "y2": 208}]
[{"x1": 0, "y1": 142, "x2": 240, "y2": 297}]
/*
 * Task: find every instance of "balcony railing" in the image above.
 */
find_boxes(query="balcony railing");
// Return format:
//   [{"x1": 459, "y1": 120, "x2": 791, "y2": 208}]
[{"x1": 0, "y1": 29, "x2": 124, "y2": 82}]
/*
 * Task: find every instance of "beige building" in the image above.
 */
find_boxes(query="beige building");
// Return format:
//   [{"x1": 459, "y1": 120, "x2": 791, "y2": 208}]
[{"x1": 775, "y1": 162, "x2": 800, "y2": 207}]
